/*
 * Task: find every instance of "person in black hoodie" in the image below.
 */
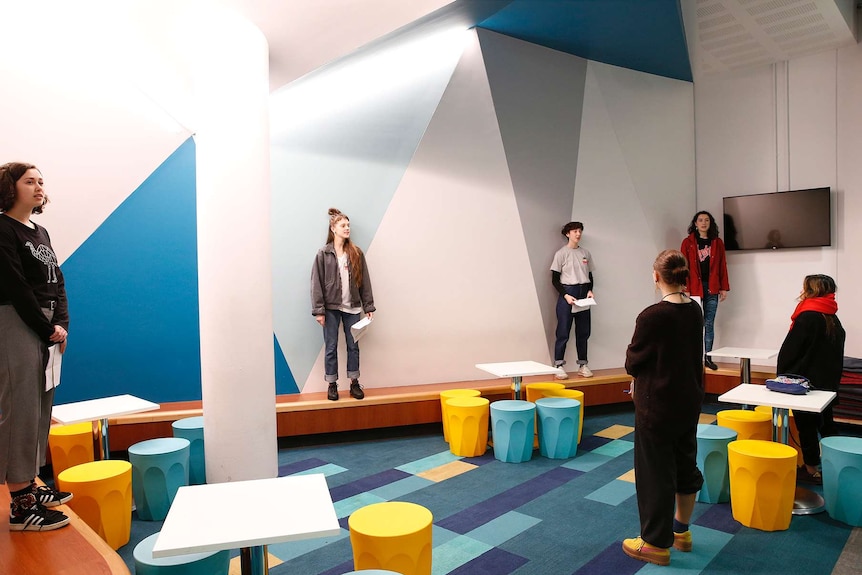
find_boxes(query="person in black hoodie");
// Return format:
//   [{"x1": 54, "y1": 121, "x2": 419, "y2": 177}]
[
  {"x1": 777, "y1": 274, "x2": 845, "y2": 484},
  {"x1": 622, "y1": 250, "x2": 704, "y2": 566},
  {"x1": 0, "y1": 162, "x2": 72, "y2": 531}
]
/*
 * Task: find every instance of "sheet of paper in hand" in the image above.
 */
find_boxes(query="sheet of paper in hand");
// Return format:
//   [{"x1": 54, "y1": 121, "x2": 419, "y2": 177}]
[{"x1": 572, "y1": 297, "x2": 596, "y2": 314}]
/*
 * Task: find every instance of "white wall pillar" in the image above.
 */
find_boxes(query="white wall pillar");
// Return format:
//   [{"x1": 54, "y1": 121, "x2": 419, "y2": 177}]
[{"x1": 189, "y1": 7, "x2": 278, "y2": 482}]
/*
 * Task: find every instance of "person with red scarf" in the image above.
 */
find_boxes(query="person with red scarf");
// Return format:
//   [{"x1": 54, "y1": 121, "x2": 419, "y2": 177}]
[{"x1": 777, "y1": 274, "x2": 845, "y2": 484}]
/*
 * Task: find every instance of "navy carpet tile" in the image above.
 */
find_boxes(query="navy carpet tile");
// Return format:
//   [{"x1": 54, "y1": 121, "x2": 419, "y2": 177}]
[{"x1": 118, "y1": 404, "x2": 860, "y2": 575}]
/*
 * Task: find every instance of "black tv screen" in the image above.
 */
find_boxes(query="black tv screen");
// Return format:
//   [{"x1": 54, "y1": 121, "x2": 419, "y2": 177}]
[{"x1": 722, "y1": 187, "x2": 831, "y2": 251}]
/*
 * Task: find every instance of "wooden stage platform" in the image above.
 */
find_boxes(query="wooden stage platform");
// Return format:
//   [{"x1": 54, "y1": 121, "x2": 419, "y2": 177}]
[{"x1": 6, "y1": 363, "x2": 765, "y2": 575}]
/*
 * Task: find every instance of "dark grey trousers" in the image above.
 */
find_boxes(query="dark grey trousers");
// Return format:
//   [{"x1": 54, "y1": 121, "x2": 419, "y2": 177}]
[{"x1": 0, "y1": 305, "x2": 53, "y2": 485}]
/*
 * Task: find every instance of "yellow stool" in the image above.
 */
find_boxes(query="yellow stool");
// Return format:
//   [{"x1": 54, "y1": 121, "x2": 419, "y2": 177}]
[
  {"x1": 445, "y1": 396, "x2": 489, "y2": 457},
  {"x1": 755, "y1": 405, "x2": 803, "y2": 466},
  {"x1": 57, "y1": 460, "x2": 133, "y2": 549},
  {"x1": 349, "y1": 501, "x2": 433, "y2": 575},
  {"x1": 542, "y1": 388, "x2": 585, "y2": 443},
  {"x1": 524, "y1": 382, "x2": 565, "y2": 403},
  {"x1": 48, "y1": 422, "x2": 95, "y2": 486},
  {"x1": 716, "y1": 409, "x2": 772, "y2": 441},
  {"x1": 439, "y1": 389, "x2": 481, "y2": 442},
  {"x1": 728, "y1": 439, "x2": 797, "y2": 531}
]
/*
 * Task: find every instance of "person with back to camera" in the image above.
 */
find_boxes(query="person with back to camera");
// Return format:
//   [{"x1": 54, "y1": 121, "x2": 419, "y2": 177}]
[
  {"x1": 777, "y1": 274, "x2": 845, "y2": 485},
  {"x1": 680, "y1": 210, "x2": 729, "y2": 370},
  {"x1": 0, "y1": 162, "x2": 73, "y2": 531},
  {"x1": 311, "y1": 208, "x2": 375, "y2": 401},
  {"x1": 622, "y1": 249, "x2": 704, "y2": 566},
  {"x1": 550, "y1": 221, "x2": 595, "y2": 379}
]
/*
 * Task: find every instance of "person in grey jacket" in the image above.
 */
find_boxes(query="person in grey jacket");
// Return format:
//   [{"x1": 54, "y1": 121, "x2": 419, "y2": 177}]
[{"x1": 311, "y1": 208, "x2": 375, "y2": 401}]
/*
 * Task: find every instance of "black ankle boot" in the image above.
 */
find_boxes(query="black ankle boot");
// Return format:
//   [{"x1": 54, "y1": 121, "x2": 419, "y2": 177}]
[
  {"x1": 327, "y1": 382, "x2": 339, "y2": 401},
  {"x1": 350, "y1": 379, "x2": 364, "y2": 400},
  {"x1": 704, "y1": 355, "x2": 718, "y2": 370}
]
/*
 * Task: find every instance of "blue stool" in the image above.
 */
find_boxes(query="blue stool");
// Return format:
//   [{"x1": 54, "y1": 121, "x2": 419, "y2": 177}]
[
  {"x1": 490, "y1": 400, "x2": 535, "y2": 463},
  {"x1": 535, "y1": 397, "x2": 580, "y2": 459},
  {"x1": 821, "y1": 436, "x2": 862, "y2": 526},
  {"x1": 134, "y1": 532, "x2": 229, "y2": 575},
  {"x1": 696, "y1": 423, "x2": 737, "y2": 503},
  {"x1": 172, "y1": 416, "x2": 206, "y2": 484},
  {"x1": 128, "y1": 437, "x2": 190, "y2": 521}
]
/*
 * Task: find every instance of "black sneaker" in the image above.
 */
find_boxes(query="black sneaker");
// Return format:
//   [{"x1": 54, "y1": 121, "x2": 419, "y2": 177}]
[
  {"x1": 327, "y1": 382, "x2": 339, "y2": 401},
  {"x1": 9, "y1": 504, "x2": 70, "y2": 531},
  {"x1": 32, "y1": 484, "x2": 73, "y2": 507},
  {"x1": 704, "y1": 355, "x2": 718, "y2": 370},
  {"x1": 350, "y1": 380, "x2": 364, "y2": 400}
]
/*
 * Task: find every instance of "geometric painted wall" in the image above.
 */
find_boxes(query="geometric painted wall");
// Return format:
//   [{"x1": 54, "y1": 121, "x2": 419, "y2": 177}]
[
  {"x1": 58, "y1": 139, "x2": 202, "y2": 403},
  {"x1": 271, "y1": 28, "x2": 696, "y2": 394}
]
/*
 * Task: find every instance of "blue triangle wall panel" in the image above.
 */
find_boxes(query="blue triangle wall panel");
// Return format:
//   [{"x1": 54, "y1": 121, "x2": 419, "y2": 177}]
[
  {"x1": 58, "y1": 138, "x2": 202, "y2": 403},
  {"x1": 274, "y1": 335, "x2": 299, "y2": 395}
]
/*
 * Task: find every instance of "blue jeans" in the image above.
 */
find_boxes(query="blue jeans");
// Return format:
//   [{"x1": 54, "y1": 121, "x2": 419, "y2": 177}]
[
  {"x1": 554, "y1": 284, "x2": 591, "y2": 366},
  {"x1": 323, "y1": 309, "x2": 361, "y2": 383},
  {"x1": 702, "y1": 293, "x2": 719, "y2": 354}
]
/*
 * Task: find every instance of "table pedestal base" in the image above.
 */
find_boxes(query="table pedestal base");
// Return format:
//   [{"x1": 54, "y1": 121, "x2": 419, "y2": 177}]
[
  {"x1": 240, "y1": 545, "x2": 269, "y2": 575},
  {"x1": 792, "y1": 487, "x2": 825, "y2": 515}
]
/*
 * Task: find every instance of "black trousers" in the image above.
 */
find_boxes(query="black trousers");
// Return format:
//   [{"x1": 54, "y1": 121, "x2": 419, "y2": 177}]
[{"x1": 633, "y1": 421, "x2": 704, "y2": 548}]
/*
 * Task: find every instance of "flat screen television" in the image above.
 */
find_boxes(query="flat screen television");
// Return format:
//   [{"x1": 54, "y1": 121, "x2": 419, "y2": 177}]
[{"x1": 722, "y1": 187, "x2": 831, "y2": 251}]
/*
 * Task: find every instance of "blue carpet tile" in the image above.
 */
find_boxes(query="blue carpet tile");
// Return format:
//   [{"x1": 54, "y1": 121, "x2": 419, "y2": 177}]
[{"x1": 116, "y1": 404, "x2": 860, "y2": 575}]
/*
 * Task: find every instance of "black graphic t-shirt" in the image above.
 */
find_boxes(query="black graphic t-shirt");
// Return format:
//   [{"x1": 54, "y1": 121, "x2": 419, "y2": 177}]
[
  {"x1": 0, "y1": 213, "x2": 69, "y2": 341},
  {"x1": 696, "y1": 236, "x2": 711, "y2": 294}
]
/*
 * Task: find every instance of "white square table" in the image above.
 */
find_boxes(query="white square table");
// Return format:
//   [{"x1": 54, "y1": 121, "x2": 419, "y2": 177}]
[
  {"x1": 710, "y1": 347, "x2": 778, "y2": 384},
  {"x1": 476, "y1": 361, "x2": 564, "y2": 400},
  {"x1": 152, "y1": 474, "x2": 340, "y2": 575},
  {"x1": 718, "y1": 383, "x2": 837, "y2": 515},
  {"x1": 52, "y1": 394, "x2": 160, "y2": 460}
]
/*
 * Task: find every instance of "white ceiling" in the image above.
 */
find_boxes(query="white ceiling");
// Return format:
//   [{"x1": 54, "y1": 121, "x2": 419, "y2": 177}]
[
  {"x1": 229, "y1": 0, "x2": 858, "y2": 91},
  {"x1": 228, "y1": 0, "x2": 454, "y2": 90},
  {"x1": 686, "y1": 0, "x2": 858, "y2": 76}
]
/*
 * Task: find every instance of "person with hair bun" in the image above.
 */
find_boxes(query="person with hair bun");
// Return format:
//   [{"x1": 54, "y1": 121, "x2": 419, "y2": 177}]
[
  {"x1": 311, "y1": 208, "x2": 375, "y2": 401},
  {"x1": 777, "y1": 274, "x2": 845, "y2": 485},
  {"x1": 622, "y1": 249, "x2": 704, "y2": 566},
  {"x1": 680, "y1": 210, "x2": 729, "y2": 370},
  {"x1": 1, "y1": 161, "x2": 72, "y2": 531}
]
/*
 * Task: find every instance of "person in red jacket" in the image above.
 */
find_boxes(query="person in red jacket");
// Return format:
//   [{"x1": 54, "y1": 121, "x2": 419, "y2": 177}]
[{"x1": 680, "y1": 211, "x2": 729, "y2": 370}]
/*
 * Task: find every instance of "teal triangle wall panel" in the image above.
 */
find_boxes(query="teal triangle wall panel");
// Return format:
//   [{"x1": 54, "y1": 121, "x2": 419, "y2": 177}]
[
  {"x1": 57, "y1": 138, "x2": 202, "y2": 403},
  {"x1": 274, "y1": 334, "x2": 299, "y2": 395}
]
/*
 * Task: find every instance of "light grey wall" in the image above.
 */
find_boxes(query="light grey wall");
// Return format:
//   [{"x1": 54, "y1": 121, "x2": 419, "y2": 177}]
[{"x1": 694, "y1": 45, "x2": 862, "y2": 361}]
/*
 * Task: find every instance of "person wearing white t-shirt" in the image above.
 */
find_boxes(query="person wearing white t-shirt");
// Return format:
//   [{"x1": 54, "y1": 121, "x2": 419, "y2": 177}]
[
  {"x1": 550, "y1": 221, "x2": 595, "y2": 379},
  {"x1": 310, "y1": 208, "x2": 375, "y2": 401}
]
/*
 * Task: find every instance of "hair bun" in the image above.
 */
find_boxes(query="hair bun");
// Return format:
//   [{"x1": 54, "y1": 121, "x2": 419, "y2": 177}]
[{"x1": 328, "y1": 208, "x2": 342, "y2": 217}]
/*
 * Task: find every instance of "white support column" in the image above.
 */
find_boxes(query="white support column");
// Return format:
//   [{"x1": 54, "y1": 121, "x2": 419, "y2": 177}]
[{"x1": 189, "y1": 6, "x2": 278, "y2": 482}]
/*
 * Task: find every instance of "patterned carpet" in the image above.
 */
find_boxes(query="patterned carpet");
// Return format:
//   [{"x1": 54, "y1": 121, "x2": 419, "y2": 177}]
[{"x1": 118, "y1": 402, "x2": 860, "y2": 575}]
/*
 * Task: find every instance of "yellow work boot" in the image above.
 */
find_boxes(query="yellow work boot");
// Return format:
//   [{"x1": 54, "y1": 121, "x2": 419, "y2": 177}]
[{"x1": 622, "y1": 536, "x2": 671, "y2": 566}]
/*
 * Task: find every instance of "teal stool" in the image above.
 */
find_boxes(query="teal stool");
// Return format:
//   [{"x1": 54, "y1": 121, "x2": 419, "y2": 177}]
[
  {"x1": 128, "y1": 437, "x2": 190, "y2": 521},
  {"x1": 696, "y1": 423, "x2": 737, "y2": 503},
  {"x1": 172, "y1": 416, "x2": 206, "y2": 484},
  {"x1": 535, "y1": 397, "x2": 580, "y2": 459},
  {"x1": 821, "y1": 436, "x2": 862, "y2": 526},
  {"x1": 490, "y1": 400, "x2": 535, "y2": 463},
  {"x1": 134, "y1": 532, "x2": 229, "y2": 575}
]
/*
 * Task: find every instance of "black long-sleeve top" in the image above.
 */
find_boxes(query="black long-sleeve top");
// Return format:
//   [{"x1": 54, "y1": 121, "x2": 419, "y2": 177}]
[
  {"x1": 777, "y1": 311, "x2": 845, "y2": 392},
  {"x1": 0, "y1": 213, "x2": 69, "y2": 342},
  {"x1": 625, "y1": 301, "x2": 704, "y2": 432}
]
